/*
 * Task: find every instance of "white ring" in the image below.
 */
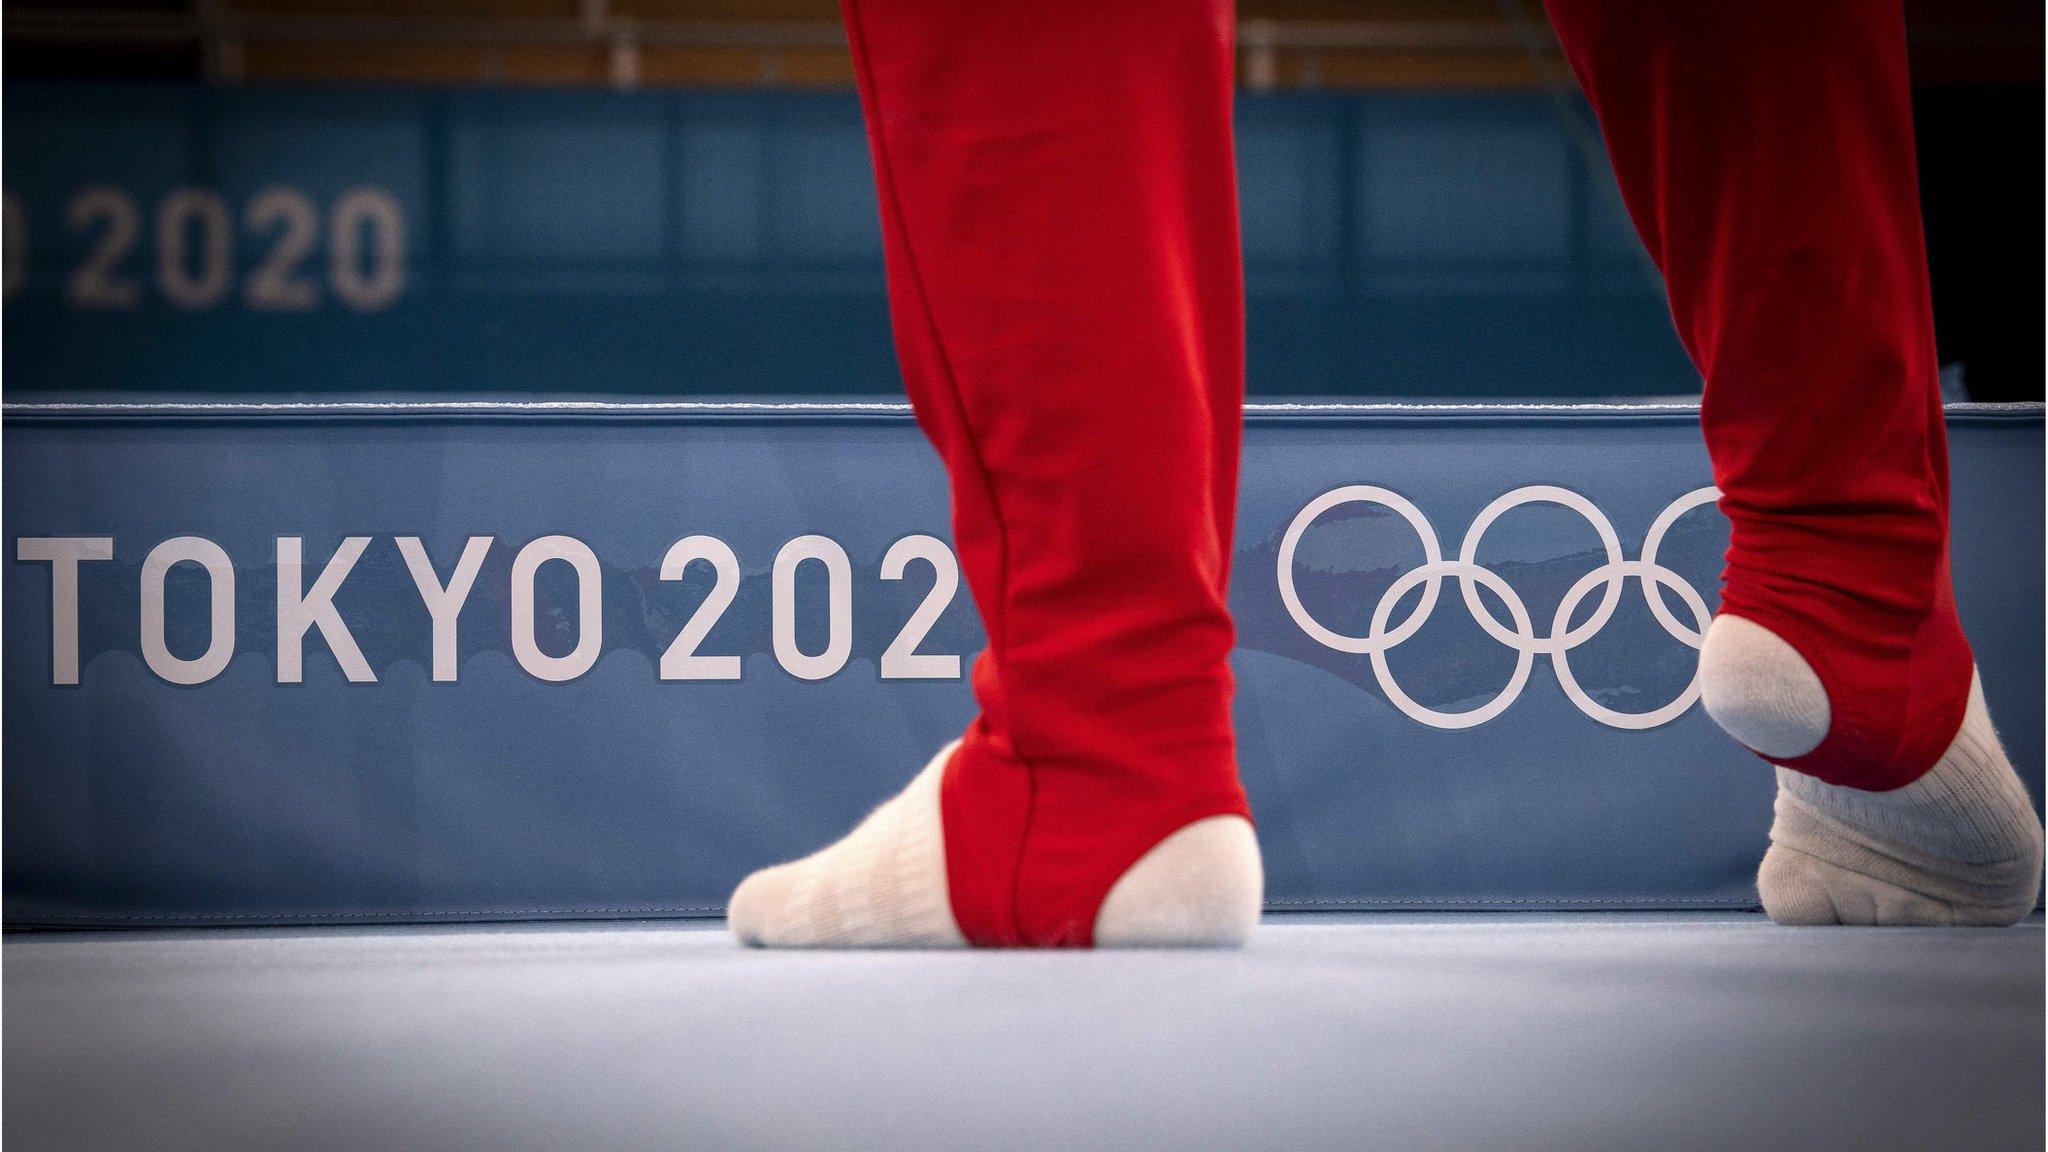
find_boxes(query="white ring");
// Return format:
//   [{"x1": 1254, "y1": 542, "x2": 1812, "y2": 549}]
[
  {"x1": 1368, "y1": 560, "x2": 1536, "y2": 730},
  {"x1": 1637, "y1": 485, "x2": 1721, "y2": 646},
  {"x1": 1277, "y1": 486, "x2": 1443, "y2": 655},
  {"x1": 1548, "y1": 560, "x2": 1713, "y2": 730},
  {"x1": 1456, "y1": 485, "x2": 1626, "y2": 655}
]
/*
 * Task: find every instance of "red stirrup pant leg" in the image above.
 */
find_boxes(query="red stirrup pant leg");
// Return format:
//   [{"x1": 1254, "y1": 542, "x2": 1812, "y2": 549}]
[
  {"x1": 840, "y1": 0, "x2": 1252, "y2": 945},
  {"x1": 1546, "y1": 0, "x2": 1970, "y2": 790}
]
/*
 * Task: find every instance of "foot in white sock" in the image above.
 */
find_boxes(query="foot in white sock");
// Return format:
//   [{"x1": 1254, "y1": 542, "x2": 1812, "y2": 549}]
[
  {"x1": 1700, "y1": 615, "x2": 2044, "y2": 926},
  {"x1": 727, "y1": 741, "x2": 1264, "y2": 948}
]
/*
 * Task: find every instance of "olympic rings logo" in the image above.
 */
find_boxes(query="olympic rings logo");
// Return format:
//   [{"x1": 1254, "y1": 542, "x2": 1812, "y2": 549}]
[{"x1": 1277, "y1": 485, "x2": 1723, "y2": 732}]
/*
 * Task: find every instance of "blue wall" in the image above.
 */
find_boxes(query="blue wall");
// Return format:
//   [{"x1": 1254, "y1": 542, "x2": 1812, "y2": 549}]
[
  {"x1": 5, "y1": 404, "x2": 2037, "y2": 923},
  {"x1": 2, "y1": 82, "x2": 1697, "y2": 398}
]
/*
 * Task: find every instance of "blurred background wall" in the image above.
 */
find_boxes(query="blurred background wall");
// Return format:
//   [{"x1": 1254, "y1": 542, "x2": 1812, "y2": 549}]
[{"x1": 4, "y1": 0, "x2": 2040, "y2": 399}]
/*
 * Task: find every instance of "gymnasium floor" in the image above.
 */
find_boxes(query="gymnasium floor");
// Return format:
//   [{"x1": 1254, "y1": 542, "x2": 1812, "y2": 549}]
[{"x1": 5, "y1": 913, "x2": 2040, "y2": 1152}]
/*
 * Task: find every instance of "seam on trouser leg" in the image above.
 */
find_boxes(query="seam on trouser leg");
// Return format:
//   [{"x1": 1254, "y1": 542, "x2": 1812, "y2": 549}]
[{"x1": 840, "y1": 0, "x2": 1038, "y2": 943}]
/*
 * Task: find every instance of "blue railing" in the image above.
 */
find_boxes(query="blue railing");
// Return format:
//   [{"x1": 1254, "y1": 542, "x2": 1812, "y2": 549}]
[{"x1": 2, "y1": 82, "x2": 1696, "y2": 398}]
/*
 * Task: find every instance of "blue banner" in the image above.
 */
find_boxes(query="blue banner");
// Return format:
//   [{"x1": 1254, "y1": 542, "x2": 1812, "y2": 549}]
[
  {"x1": 3, "y1": 83, "x2": 1695, "y2": 399},
  {"x1": 5, "y1": 401, "x2": 2038, "y2": 925}
]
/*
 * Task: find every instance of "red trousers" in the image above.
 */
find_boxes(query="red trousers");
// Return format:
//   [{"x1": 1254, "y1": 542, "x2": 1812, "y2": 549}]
[
  {"x1": 841, "y1": 0, "x2": 1967, "y2": 944},
  {"x1": 1546, "y1": 1, "x2": 1970, "y2": 790}
]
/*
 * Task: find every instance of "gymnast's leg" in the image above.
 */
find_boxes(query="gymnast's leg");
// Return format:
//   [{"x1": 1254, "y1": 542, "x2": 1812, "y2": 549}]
[
  {"x1": 1547, "y1": 0, "x2": 2041, "y2": 924},
  {"x1": 728, "y1": 0, "x2": 1261, "y2": 947}
]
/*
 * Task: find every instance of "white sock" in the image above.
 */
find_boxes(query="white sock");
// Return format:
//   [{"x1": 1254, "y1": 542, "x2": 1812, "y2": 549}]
[
  {"x1": 1700, "y1": 615, "x2": 2044, "y2": 926},
  {"x1": 728, "y1": 742, "x2": 966, "y2": 948},
  {"x1": 728, "y1": 741, "x2": 1263, "y2": 948}
]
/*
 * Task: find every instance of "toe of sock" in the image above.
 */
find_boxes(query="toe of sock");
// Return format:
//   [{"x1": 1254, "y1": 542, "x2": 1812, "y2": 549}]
[
  {"x1": 1757, "y1": 675, "x2": 2043, "y2": 928},
  {"x1": 1757, "y1": 844, "x2": 1965, "y2": 926},
  {"x1": 1756, "y1": 845, "x2": 1843, "y2": 925},
  {"x1": 723, "y1": 742, "x2": 966, "y2": 949},
  {"x1": 727, "y1": 864, "x2": 795, "y2": 947}
]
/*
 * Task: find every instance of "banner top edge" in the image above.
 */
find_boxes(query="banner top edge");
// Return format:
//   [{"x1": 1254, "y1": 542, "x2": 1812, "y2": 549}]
[{"x1": 3, "y1": 399, "x2": 2039, "y2": 424}]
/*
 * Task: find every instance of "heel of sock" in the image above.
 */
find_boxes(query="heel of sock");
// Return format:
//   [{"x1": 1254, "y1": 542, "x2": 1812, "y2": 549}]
[
  {"x1": 1699, "y1": 614, "x2": 1830, "y2": 760},
  {"x1": 1093, "y1": 816, "x2": 1262, "y2": 948}
]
